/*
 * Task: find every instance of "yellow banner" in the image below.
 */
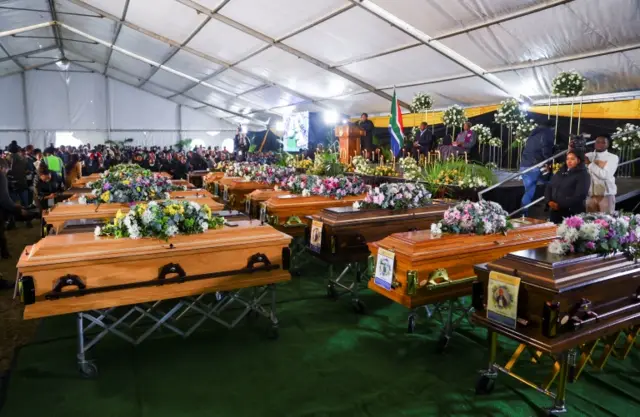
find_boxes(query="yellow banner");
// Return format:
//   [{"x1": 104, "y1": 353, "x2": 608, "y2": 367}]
[{"x1": 352, "y1": 99, "x2": 640, "y2": 128}]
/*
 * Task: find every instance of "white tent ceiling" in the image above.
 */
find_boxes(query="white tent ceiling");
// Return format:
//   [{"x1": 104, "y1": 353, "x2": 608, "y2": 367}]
[{"x1": 1, "y1": 0, "x2": 639, "y2": 124}]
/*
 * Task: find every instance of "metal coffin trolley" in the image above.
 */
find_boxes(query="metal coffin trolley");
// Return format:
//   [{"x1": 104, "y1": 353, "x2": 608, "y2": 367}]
[
  {"x1": 305, "y1": 202, "x2": 452, "y2": 312},
  {"x1": 17, "y1": 222, "x2": 292, "y2": 377},
  {"x1": 472, "y1": 248, "x2": 640, "y2": 415},
  {"x1": 367, "y1": 218, "x2": 557, "y2": 348}
]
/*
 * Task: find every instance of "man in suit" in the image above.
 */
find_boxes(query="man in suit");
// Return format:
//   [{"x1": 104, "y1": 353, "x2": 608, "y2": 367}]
[
  {"x1": 413, "y1": 122, "x2": 433, "y2": 159},
  {"x1": 357, "y1": 113, "x2": 375, "y2": 153}
]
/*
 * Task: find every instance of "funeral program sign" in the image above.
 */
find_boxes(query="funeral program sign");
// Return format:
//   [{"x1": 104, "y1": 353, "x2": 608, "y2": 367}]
[
  {"x1": 487, "y1": 271, "x2": 521, "y2": 329},
  {"x1": 374, "y1": 248, "x2": 395, "y2": 290},
  {"x1": 310, "y1": 220, "x2": 323, "y2": 253}
]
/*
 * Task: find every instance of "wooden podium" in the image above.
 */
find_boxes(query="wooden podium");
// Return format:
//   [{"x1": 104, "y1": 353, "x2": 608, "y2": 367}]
[{"x1": 335, "y1": 124, "x2": 364, "y2": 164}]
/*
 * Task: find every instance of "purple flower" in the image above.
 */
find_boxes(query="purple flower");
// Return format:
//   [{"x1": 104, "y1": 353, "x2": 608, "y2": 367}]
[{"x1": 103, "y1": 182, "x2": 112, "y2": 191}]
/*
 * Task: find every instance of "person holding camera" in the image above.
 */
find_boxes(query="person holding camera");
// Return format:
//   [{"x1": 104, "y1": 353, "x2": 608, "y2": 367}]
[{"x1": 585, "y1": 135, "x2": 618, "y2": 213}]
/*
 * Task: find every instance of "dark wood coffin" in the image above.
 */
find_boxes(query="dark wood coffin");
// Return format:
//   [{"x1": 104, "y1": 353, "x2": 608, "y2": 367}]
[
  {"x1": 472, "y1": 248, "x2": 640, "y2": 354},
  {"x1": 367, "y1": 219, "x2": 557, "y2": 309},
  {"x1": 18, "y1": 222, "x2": 292, "y2": 319},
  {"x1": 305, "y1": 200, "x2": 453, "y2": 263}
]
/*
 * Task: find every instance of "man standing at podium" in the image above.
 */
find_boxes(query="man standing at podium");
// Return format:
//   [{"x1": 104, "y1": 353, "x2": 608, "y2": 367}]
[{"x1": 358, "y1": 113, "x2": 375, "y2": 152}]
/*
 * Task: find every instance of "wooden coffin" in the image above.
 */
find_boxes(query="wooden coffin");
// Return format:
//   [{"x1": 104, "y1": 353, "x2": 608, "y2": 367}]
[
  {"x1": 65, "y1": 188, "x2": 216, "y2": 202},
  {"x1": 18, "y1": 222, "x2": 292, "y2": 319},
  {"x1": 247, "y1": 189, "x2": 290, "y2": 218},
  {"x1": 263, "y1": 194, "x2": 365, "y2": 236},
  {"x1": 187, "y1": 170, "x2": 210, "y2": 188},
  {"x1": 210, "y1": 176, "x2": 242, "y2": 197},
  {"x1": 72, "y1": 173, "x2": 100, "y2": 188},
  {"x1": 306, "y1": 200, "x2": 453, "y2": 263},
  {"x1": 44, "y1": 196, "x2": 224, "y2": 234},
  {"x1": 169, "y1": 179, "x2": 195, "y2": 189},
  {"x1": 367, "y1": 219, "x2": 556, "y2": 309},
  {"x1": 224, "y1": 180, "x2": 273, "y2": 211},
  {"x1": 472, "y1": 248, "x2": 640, "y2": 354}
]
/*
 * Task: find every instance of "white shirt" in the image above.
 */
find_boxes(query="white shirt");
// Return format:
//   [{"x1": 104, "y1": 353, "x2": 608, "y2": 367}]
[{"x1": 585, "y1": 150, "x2": 618, "y2": 196}]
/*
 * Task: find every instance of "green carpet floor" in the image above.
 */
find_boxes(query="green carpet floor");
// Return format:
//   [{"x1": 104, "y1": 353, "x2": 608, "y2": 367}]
[{"x1": 2, "y1": 258, "x2": 640, "y2": 417}]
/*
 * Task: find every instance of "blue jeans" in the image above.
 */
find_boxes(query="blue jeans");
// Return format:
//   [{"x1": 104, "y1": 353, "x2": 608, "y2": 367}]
[
  {"x1": 11, "y1": 189, "x2": 29, "y2": 207},
  {"x1": 520, "y1": 168, "x2": 541, "y2": 215}
]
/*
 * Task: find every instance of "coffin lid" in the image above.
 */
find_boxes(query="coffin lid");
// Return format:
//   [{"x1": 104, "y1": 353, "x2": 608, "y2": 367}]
[
  {"x1": 18, "y1": 222, "x2": 291, "y2": 270},
  {"x1": 265, "y1": 194, "x2": 365, "y2": 208},
  {"x1": 373, "y1": 218, "x2": 556, "y2": 261},
  {"x1": 485, "y1": 247, "x2": 640, "y2": 292},
  {"x1": 313, "y1": 200, "x2": 451, "y2": 225}
]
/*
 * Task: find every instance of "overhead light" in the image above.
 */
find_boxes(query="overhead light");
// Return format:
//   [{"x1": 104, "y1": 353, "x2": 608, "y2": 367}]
[
  {"x1": 206, "y1": 131, "x2": 220, "y2": 137},
  {"x1": 323, "y1": 110, "x2": 338, "y2": 125},
  {"x1": 275, "y1": 121, "x2": 285, "y2": 131},
  {"x1": 519, "y1": 103, "x2": 530, "y2": 112},
  {"x1": 56, "y1": 58, "x2": 70, "y2": 71},
  {"x1": 342, "y1": 119, "x2": 348, "y2": 124}
]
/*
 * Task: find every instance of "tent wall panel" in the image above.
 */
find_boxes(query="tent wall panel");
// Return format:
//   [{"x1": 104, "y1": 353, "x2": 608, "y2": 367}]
[
  {"x1": 109, "y1": 78, "x2": 177, "y2": 130},
  {"x1": 0, "y1": 74, "x2": 26, "y2": 130}
]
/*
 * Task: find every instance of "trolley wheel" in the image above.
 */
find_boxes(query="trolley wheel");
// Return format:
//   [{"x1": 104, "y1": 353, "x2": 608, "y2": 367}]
[
  {"x1": 326, "y1": 284, "x2": 338, "y2": 299},
  {"x1": 407, "y1": 315, "x2": 416, "y2": 334},
  {"x1": 475, "y1": 374, "x2": 495, "y2": 395},
  {"x1": 352, "y1": 299, "x2": 366, "y2": 314},
  {"x1": 267, "y1": 326, "x2": 279, "y2": 340},
  {"x1": 436, "y1": 334, "x2": 451, "y2": 353},
  {"x1": 79, "y1": 361, "x2": 98, "y2": 379}
]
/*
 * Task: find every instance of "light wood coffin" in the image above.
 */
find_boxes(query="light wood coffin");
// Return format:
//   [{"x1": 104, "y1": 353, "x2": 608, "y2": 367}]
[
  {"x1": 247, "y1": 189, "x2": 290, "y2": 219},
  {"x1": 44, "y1": 196, "x2": 225, "y2": 234},
  {"x1": 367, "y1": 219, "x2": 556, "y2": 309},
  {"x1": 169, "y1": 179, "x2": 195, "y2": 189},
  {"x1": 224, "y1": 180, "x2": 273, "y2": 211},
  {"x1": 472, "y1": 248, "x2": 640, "y2": 354},
  {"x1": 66, "y1": 188, "x2": 216, "y2": 203},
  {"x1": 72, "y1": 173, "x2": 100, "y2": 188},
  {"x1": 306, "y1": 201, "x2": 454, "y2": 263},
  {"x1": 18, "y1": 222, "x2": 292, "y2": 319},
  {"x1": 263, "y1": 194, "x2": 365, "y2": 235}
]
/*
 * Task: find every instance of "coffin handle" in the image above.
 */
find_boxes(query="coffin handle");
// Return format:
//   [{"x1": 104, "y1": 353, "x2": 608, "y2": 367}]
[
  {"x1": 247, "y1": 253, "x2": 272, "y2": 270},
  {"x1": 157, "y1": 263, "x2": 186, "y2": 283},
  {"x1": 52, "y1": 274, "x2": 86, "y2": 293}
]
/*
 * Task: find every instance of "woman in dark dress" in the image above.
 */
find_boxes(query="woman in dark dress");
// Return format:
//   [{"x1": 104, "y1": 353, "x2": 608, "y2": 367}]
[{"x1": 545, "y1": 149, "x2": 591, "y2": 224}]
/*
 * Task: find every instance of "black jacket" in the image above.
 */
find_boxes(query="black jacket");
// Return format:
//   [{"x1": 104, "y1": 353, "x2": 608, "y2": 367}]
[
  {"x1": 521, "y1": 126, "x2": 555, "y2": 168},
  {"x1": 0, "y1": 172, "x2": 19, "y2": 215},
  {"x1": 545, "y1": 164, "x2": 590, "y2": 221},
  {"x1": 416, "y1": 129, "x2": 434, "y2": 152}
]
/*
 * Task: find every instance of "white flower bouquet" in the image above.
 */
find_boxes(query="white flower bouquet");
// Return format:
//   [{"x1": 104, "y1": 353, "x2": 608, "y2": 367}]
[
  {"x1": 442, "y1": 104, "x2": 467, "y2": 127},
  {"x1": 551, "y1": 70, "x2": 586, "y2": 97},
  {"x1": 410, "y1": 92, "x2": 434, "y2": 113},
  {"x1": 399, "y1": 157, "x2": 421, "y2": 181},
  {"x1": 471, "y1": 124, "x2": 492, "y2": 145},
  {"x1": 494, "y1": 98, "x2": 524, "y2": 126},
  {"x1": 612, "y1": 123, "x2": 640, "y2": 150}
]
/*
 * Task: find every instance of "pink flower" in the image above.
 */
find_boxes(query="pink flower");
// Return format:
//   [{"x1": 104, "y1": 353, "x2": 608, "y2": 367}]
[
  {"x1": 565, "y1": 216, "x2": 584, "y2": 228},
  {"x1": 585, "y1": 241, "x2": 596, "y2": 250}
]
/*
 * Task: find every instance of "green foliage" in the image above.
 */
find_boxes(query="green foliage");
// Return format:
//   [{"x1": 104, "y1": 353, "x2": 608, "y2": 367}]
[
  {"x1": 248, "y1": 144, "x2": 257, "y2": 153},
  {"x1": 175, "y1": 138, "x2": 193, "y2": 151},
  {"x1": 308, "y1": 149, "x2": 344, "y2": 176},
  {"x1": 421, "y1": 159, "x2": 496, "y2": 187},
  {"x1": 105, "y1": 138, "x2": 134, "y2": 149}
]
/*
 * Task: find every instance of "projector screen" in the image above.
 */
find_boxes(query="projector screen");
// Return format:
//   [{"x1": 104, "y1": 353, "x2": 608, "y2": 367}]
[{"x1": 282, "y1": 111, "x2": 309, "y2": 152}]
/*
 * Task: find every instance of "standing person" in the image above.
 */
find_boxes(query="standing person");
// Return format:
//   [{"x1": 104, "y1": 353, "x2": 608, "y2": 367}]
[
  {"x1": 585, "y1": 135, "x2": 618, "y2": 213},
  {"x1": 234, "y1": 126, "x2": 250, "y2": 160},
  {"x1": 7, "y1": 142, "x2": 32, "y2": 228},
  {"x1": 44, "y1": 146, "x2": 64, "y2": 177},
  {"x1": 519, "y1": 119, "x2": 556, "y2": 215},
  {"x1": 413, "y1": 122, "x2": 434, "y2": 158},
  {"x1": 357, "y1": 113, "x2": 375, "y2": 153},
  {"x1": 64, "y1": 154, "x2": 83, "y2": 189},
  {"x1": 545, "y1": 150, "x2": 590, "y2": 224},
  {"x1": 0, "y1": 159, "x2": 29, "y2": 275}
]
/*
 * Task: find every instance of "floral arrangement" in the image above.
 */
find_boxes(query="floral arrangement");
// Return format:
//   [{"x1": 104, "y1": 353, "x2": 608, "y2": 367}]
[
  {"x1": 552, "y1": 162, "x2": 563, "y2": 174},
  {"x1": 293, "y1": 158, "x2": 313, "y2": 170},
  {"x1": 430, "y1": 200, "x2": 512, "y2": 236},
  {"x1": 551, "y1": 70, "x2": 586, "y2": 97},
  {"x1": 434, "y1": 169, "x2": 488, "y2": 189},
  {"x1": 407, "y1": 126, "x2": 420, "y2": 143},
  {"x1": 87, "y1": 164, "x2": 179, "y2": 204},
  {"x1": 548, "y1": 213, "x2": 640, "y2": 259},
  {"x1": 513, "y1": 118, "x2": 537, "y2": 147},
  {"x1": 372, "y1": 165, "x2": 398, "y2": 177},
  {"x1": 457, "y1": 176, "x2": 489, "y2": 189},
  {"x1": 225, "y1": 162, "x2": 260, "y2": 178},
  {"x1": 471, "y1": 124, "x2": 492, "y2": 145},
  {"x1": 399, "y1": 157, "x2": 421, "y2": 180},
  {"x1": 442, "y1": 105, "x2": 467, "y2": 127},
  {"x1": 488, "y1": 137, "x2": 502, "y2": 148},
  {"x1": 357, "y1": 183, "x2": 432, "y2": 211},
  {"x1": 279, "y1": 175, "x2": 366, "y2": 199},
  {"x1": 612, "y1": 123, "x2": 640, "y2": 150},
  {"x1": 212, "y1": 160, "x2": 232, "y2": 172},
  {"x1": 410, "y1": 92, "x2": 434, "y2": 113},
  {"x1": 96, "y1": 200, "x2": 225, "y2": 240},
  {"x1": 424, "y1": 160, "x2": 495, "y2": 190},
  {"x1": 352, "y1": 155, "x2": 373, "y2": 175},
  {"x1": 251, "y1": 165, "x2": 296, "y2": 185},
  {"x1": 485, "y1": 162, "x2": 498, "y2": 170},
  {"x1": 494, "y1": 98, "x2": 524, "y2": 126}
]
